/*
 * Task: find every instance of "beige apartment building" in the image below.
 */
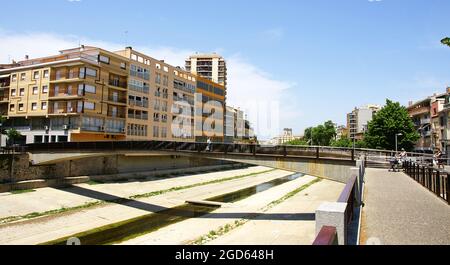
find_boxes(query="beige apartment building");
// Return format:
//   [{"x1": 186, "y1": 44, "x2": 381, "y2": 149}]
[
  {"x1": 0, "y1": 46, "x2": 230, "y2": 146},
  {"x1": 0, "y1": 46, "x2": 129, "y2": 145},
  {"x1": 115, "y1": 47, "x2": 197, "y2": 142},
  {"x1": 185, "y1": 53, "x2": 227, "y2": 88}
]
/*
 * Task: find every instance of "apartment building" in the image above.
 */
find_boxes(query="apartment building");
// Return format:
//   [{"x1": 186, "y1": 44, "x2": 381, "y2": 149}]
[
  {"x1": 0, "y1": 46, "x2": 129, "y2": 146},
  {"x1": 347, "y1": 104, "x2": 381, "y2": 140},
  {"x1": 115, "y1": 47, "x2": 197, "y2": 142},
  {"x1": 407, "y1": 93, "x2": 446, "y2": 153},
  {"x1": 185, "y1": 53, "x2": 227, "y2": 88},
  {"x1": 0, "y1": 46, "x2": 236, "y2": 146},
  {"x1": 195, "y1": 76, "x2": 226, "y2": 142}
]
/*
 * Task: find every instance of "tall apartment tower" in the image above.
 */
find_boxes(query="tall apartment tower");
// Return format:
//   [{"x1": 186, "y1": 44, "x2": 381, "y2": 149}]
[{"x1": 185, "y1": 53, "x2": 227, "y2": 88}]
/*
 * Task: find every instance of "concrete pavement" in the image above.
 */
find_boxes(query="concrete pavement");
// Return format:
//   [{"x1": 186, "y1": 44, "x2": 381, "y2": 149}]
[{"x1": 360, "y1": 168, "x2": 450, "y2": 245}]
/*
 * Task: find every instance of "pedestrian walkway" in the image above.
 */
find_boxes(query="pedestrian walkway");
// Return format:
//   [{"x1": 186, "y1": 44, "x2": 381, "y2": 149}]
[{"x1": 360, "y1": 168, "x2": 450, "y2": 245}]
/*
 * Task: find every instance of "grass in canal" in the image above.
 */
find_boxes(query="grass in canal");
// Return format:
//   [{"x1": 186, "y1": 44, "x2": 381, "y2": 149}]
[
  {"x1": 190, "y1": 178, "x2": 322, "y2": 245},
  {"x1": 130, "y1": 169, "x2": 276, "y2": 200},
  {"x1": 0, "y1": 169, "x2": 276, "y2": 225},
  {"x1": 10, "y1": 189, "x2": 36, "y2": 195}
]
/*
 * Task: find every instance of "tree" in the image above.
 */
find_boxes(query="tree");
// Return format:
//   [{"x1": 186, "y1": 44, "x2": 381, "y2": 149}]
[
  {"x1": 441, "y1": 37, "x2": 450, "y2": 47},
  {"x1": 331, "y1": 136, "x2": 352, "y2": 148},
  {"x1": 364, "y1": 99, "x2": 419, "y2": 151},
  {"x1": 6, "y1": 128, "x2": 22, "y2": 146},
  {"x1": 285, "y1": 138, "x2": 309, "y2": 146}
]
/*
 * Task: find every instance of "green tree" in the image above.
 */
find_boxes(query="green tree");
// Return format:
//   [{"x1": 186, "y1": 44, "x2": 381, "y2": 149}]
[
  {"x1": 6, "y1": 128, "x2": 22, "y2": 146},
  {"x1": 331, "y1": 136, "x2": 352, "y2": 148},
  {"x1": 285, "y1": 138, "x2": 309, "y2": 146},
  {"x1": 311, "y1": 120, "x2": 337, "y2": 146},
  {"x1": 441, "y1": 37, "x2": 450, "y2": 47},
  {"x1": 364, "y1": 99, "x2": 419, "y2": 151}
]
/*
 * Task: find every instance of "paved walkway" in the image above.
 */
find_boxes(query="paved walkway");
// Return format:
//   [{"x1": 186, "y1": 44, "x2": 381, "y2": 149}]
[{"x1": 361, "y1": 168, "x2": 450, "y2": 245}]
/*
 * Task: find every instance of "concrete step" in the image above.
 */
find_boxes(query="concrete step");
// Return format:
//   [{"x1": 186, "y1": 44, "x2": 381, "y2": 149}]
[{"x1": 0, "y1": 176, "x2": 90, "y2": 193}]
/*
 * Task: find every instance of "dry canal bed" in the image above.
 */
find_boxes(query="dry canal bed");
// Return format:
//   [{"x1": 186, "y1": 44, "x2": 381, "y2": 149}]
[{"x1": 43, "y1": 173, "x2": 304, "y2": 245}]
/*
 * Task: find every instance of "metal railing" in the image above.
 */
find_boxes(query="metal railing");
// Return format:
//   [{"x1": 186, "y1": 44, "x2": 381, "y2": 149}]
[
  {"x1": 24, "y1": 141, "x2": 360, "y2": 162},
  {"x1": 312, "y1": 226, "x2": 338, "y2": 245},
  {"x1": 403, "y1": 160, "x2": 450, "y2": 204}
]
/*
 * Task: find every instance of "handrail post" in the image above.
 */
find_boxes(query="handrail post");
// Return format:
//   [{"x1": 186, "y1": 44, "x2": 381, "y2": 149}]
[
  {"x1": 351, "y1": 149, "x2": 355, "y2": 161},
  {"x1": 447, "y1": 173, "x2": 450, "y2": 205},
  {"x1": 316, "y1": 146, "x2": 320, "y2": 159}
]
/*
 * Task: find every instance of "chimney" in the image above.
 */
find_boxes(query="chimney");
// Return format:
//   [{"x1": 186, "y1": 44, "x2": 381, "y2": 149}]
[
  {"x1": 25, "y1": 55, "x2": 29, "y2": 60},
  {"x1": 408, "y1": 101, "x2": 413, "y2": 106},
  {"x1": 80, "y1": 45, "x2": 85, "y2": 51},
  {"x1": 126, "y1": 46, "x2": 133, "y2": 50}
]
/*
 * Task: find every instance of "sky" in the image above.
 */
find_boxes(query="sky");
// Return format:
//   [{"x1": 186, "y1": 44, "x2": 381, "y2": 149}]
[{"x1": 1, "y1": 0, "x2": 450, "y2": 139}]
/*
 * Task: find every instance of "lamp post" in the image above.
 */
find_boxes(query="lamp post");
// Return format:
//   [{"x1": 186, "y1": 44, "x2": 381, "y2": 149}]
[{"x1": 395, "y1": 133, "x2": 403, "y2": 153}]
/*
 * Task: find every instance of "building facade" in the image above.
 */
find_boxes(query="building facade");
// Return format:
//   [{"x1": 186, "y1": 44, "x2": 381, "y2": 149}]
[
  {"x1": 347, "y1": 104, "x2": 381, "y2": 141},
  {"x1": 185, "y1": 53, "x2": 227, "y2": 88},
  {"x1": 0, "y1": 46, "x2": 232, "y2": 146},
  {"x1": 407, "y1": 94, "x2": 446, "y2": 153},
  {"x1": 195, "y1": 76, "x2": 226, "y2": 142},
  {"x1": 0, "y1": 46, "x2": 129, "y2": 146}
]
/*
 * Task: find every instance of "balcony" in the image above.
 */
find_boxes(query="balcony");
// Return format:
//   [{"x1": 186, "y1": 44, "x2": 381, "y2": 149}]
[
  {"x1": 108, "y1": 79, "x2": 127, "y2": 89},
  {"x1": 0, "y1": 92, "x2": 9, "y2": 103},
  {"x1": 0, "y1": 82, "x2": 10, "y2": 88},
  {"x1": 49, "y1": 86, "x2": 82, "y2": 99},
  {"x1": 130, "y1": 70, "x2": 150, "y2": 80},
  {"x1": 129, "y1": 99, "x2": 149, "y2": 108},
  {"x1": 48, "y1": 102, "x2": 81, "y2": 115},
  {"x1": 107, "y1": 94, "x2": 127, "y2": 105},
  {"x1": 107, "y1": 107, "x2": 126, "y2": 119},
  {"x1": 420, "y1": 118, "x2": 431, "y2": 125},
  {"x1": 52, "y1": 70, "x2": 82, "y2": 81}
]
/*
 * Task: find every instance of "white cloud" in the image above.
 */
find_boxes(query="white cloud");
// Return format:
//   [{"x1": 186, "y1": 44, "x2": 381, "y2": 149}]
[
  {"x1": 0, "y1": 30, "x2": 298, "y2": 139},
  {"x1": 262, "y1": 28, "x2": 284, "y2": 41}
]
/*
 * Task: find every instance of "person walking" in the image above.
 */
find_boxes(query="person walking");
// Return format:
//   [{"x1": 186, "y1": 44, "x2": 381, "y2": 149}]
[{"x1": 206, "y1": 138, "x2": 212, "y2": 152}]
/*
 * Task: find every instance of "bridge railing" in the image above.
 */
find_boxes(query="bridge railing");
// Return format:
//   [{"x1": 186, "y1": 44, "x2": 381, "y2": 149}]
[
  {"x1": 24, "y1": 141, "x2": 359, "y2": 161},
  {"x1": 403, "y1": 160, "x2": 450, "y2": 205}
]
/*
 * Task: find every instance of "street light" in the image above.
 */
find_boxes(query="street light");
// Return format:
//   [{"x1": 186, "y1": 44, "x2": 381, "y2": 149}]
[{"x1": 395, "y1": 133, "x2": 403, "y2": 153}]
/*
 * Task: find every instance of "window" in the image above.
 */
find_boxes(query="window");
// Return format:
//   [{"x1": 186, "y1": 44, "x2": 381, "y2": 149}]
[
  {"x1": 163, "y1": 66, "x2": 169, "y2": 72},
  {"x1": 120, "y1": 62, "x2": 126, "y2": 69},
  {"x1": 156, "y1": 63, "x2": 161, "y2": 70},
  {"x1": 9, "y1": 104, "x2": 15, "y2": 112},
  {"x1": 19, "y1": 88, "x2": 25, "y2": 96},
  {"x1": 84, "y1": 84, "x2": 96, "y2": 94},
  {"x1": 19, "y1": 103, "x2": 24, "y2": 111},
  {"x1": 155, "y1": 73, "x2": 161, "y2": 84},
  {"x1": 11, "y1": 89, "x2": 16, "y2": 97},
  {"x1": 43, "y1": 70, "x2": 49, "y2": 78},
  {"x1": 86, "y1": 68, "x2": 97, "y2": 77},
  {"x1": 84, "y1": 102, "x2": 95, "y2": 110},
  {"x1": 41, "y1": 102, "x2": 47, "y2": 110},
  {"x1": 31, "y1": 102, "x2": 38, "y2": 111},
  {"x1": 12, "y1": 74, "x2": 17, "y2": 82},
  {"x1": 32, "y1": 86, "x2": 39, "y2": 95},
  {"x1": 20, "y1": 73, "x2": 26, "y2": 81},
  {"x1": 33, "y1": 71, "x2": 40, "y2": 79},
  {"x1": 42, "y1": 85, "x2": 48, "y2": 94},
  {"x1": 153, "y1": 126, "x2": 159, "y2": 137},
  {"x1": 131, "y1": 54, "x2": 138, "y2": 61},
  {"x1": 99, "y1": 55, "x2": 110, "y2": 64}
]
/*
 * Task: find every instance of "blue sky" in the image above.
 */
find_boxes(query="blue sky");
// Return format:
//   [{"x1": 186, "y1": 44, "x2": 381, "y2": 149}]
[{"x1": 1, "y1": 0, "x2": 450, "y2": 138}]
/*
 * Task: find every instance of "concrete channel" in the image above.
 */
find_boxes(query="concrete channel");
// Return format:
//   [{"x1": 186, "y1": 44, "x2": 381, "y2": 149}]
[{"x1": 42, "y1": 173, "x2": 305, "y2": 245}]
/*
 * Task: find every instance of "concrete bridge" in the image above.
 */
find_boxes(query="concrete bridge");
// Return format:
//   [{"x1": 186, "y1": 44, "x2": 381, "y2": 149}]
[{"x1": 24, "y1": 141, "x2": 361, "y2": 183}]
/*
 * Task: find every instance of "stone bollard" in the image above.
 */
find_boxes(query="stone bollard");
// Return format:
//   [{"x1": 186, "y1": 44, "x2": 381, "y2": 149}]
[{"x1": 315, "y1": 202, "x2": 348, "y2": 245}]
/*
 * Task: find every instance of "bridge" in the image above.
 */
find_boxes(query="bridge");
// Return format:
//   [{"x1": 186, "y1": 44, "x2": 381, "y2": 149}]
[{"x1": 20, "y1": 141, "x2": 371, "y2": 183}]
